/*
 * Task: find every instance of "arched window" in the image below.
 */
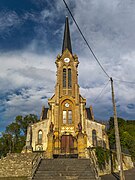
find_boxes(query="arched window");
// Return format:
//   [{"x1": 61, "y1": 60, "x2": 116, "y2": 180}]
[
  {"x1": 62, "y1": 110, "x2": 72, "y2": 124},
  {"x1": 68, "y1": 68, "x2": 72, "y2": 88},
  {"x1": 92, "y1": 129, "x2": 97, "y2": 146},
  {"x1": 63, "y1": 110, "x2": 66, "y2": 124},
  {"x1": 62, "y1": 100, "x2": 73, "y2": 125},
  {"x1": 63, "y1": 68, "x2": 66, "y2": 88},
  {"x1": 68, "y1": 110, "x2": 72, "y2": 124},
  {"x1": 38, "y1": 130, "x2": 42, "y2": 144}
]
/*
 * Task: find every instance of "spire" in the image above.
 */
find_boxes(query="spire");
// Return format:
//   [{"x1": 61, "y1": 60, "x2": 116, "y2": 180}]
[{"x1": 62, "y1": 16, "x2": 72, "y2": 54}]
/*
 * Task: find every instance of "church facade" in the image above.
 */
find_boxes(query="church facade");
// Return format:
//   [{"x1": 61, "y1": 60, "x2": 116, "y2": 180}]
[{"x1": 23, "y1": 17, "x2": 109, "y2": 158}]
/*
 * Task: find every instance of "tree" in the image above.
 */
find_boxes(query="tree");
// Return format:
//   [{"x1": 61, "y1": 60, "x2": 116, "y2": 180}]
[
  {"x1": 0, "y1": 133, "x2": 12, "y2": 157},
  {"x1": 0, "y1": 114, "x2": 39, "y2": 157},
  {"x1": 6, "y1": 122, "x2": 20, "y2": 138},
  {"x1": 107, "y1": 117, "x2": 135, "y2": 160},
  {"x1": 16, "y1": 114, "x2": 38, "y2": 136}
]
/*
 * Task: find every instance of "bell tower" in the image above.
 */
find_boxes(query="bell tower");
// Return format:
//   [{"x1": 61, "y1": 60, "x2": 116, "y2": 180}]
[
  {"x1": 55, "y1": 17, "x2": 79, "y2": 100},
  {"x1": 48, "y1": 17, "x2": 87, "y2": 157}
]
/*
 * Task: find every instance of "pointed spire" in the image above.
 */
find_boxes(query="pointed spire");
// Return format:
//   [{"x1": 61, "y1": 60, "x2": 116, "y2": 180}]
[{"x1": 62, "y1": 16, "x2": 72, "y2": 54}]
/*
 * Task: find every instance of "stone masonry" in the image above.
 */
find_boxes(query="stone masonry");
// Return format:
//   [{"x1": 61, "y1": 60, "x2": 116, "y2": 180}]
[{"x1": 0, "y1": 153, "x2": 36, "y2": 178}]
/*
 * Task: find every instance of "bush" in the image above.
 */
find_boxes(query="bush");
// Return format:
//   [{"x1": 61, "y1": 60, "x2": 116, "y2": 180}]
[{"x1": 95, "y1": 146, "x2": 110, "y2": 170}]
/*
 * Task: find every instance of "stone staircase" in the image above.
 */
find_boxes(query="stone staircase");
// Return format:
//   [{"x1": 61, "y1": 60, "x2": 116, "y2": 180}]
[{"x1": 32, "y1": 159, "x2": 97, "y2": 180}]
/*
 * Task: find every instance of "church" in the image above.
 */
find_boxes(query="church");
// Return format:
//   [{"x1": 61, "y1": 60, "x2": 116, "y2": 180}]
[
  {"x1": 0, "y1": 17, "x2": 134, "y2": 180},
  {"x1": 23, "y1": 17, "x2": 109, "y2": 158}
]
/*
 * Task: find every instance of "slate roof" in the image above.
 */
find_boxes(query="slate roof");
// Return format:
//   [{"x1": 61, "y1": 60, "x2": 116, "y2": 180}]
[
  {"x1": 86, "y1": 108, "x2": 92, "y2": 120},
  {"x1": 41, "y1": 107, "x2": 92, "y2": 120},
  {"x1": 62, "y1": 16, "x2": 72, "y2": 54},
  {"x1": 42, "y1": 107, "x2": 49, "y2": 120}
]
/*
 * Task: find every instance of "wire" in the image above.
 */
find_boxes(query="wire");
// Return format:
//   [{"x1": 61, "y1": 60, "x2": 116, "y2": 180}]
[
  {"x1": 92, "y1": 80, "x2": 110, "y2": 104},
  {"x1": 113, "y1": 78, "x2": 135, "y2": 85},
  {"x1": 62, "y1": 0, "x2": 110, "y2": 78}
]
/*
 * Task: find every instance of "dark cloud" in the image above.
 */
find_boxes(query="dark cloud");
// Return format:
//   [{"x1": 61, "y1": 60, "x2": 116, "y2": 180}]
[
  {"x1": 127, "y1": 104, "x2": 134, "y2": 109},
  {"x1": 0, "y1": 0, "x2": 135, "y2": 133}
]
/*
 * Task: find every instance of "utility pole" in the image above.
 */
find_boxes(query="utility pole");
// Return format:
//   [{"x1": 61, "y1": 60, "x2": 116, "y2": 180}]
[{"x1": 110, "y1": 77, "x2": 125, "y2": 180}]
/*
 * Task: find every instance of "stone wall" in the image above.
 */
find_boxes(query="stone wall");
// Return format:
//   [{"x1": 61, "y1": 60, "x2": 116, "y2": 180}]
[
  {"x1": 86, "y1": 148, "x2": 134, "y2": 176},
  {"x1": 86, "y1": 119, "x2": 109, "y2": 148},
  {"x1": 0, "y1": 177, "x2": 28, "y2": 180},
  {"x1": 31, "y1": 119, "x2": 49, "y2": 151},
  {"x1": 111, "y1": 151, "x2": 134, "y2": 172},
  {"x1": 0, "y1": 153, "x2": 36, "y2": 178},
  {"x1": 98, "y1": 151, "x2": 134, "y2": 176}
]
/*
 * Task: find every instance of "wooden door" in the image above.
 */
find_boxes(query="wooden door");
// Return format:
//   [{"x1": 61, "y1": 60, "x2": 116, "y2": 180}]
[{"x1": 61, "y1": 135, "x2": 74, "y2": 154}]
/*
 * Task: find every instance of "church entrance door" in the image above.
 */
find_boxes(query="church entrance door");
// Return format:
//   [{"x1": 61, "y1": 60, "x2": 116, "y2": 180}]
[{"x1": 61, "y1": 135, "x2": 74, "y2": 154}]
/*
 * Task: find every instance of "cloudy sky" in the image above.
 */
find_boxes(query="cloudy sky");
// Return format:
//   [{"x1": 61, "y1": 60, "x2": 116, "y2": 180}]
[{"x1": 0, "y1": 0, "x2": 135, "y2": 133}]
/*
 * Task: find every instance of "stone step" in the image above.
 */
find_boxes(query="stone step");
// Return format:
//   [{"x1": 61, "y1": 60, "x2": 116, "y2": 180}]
[
  {"x1": 33, "y1": 177, "x2": 96, "y2": 180},
  {"x1": 33, "y1": 159, "x2": 96, "y2": 180},
  {"x1": 41, "y1": 160, "x2": 90, "y2": 162},
  {"x1": 40, "y1": 161, "x2": 91, "y2": 167},
  {"x1": 39, "y1": 161, "x2": 91, "y2": 168},
  {"x1": 39, "y1": 162, "x2": 90, "y2": 166},
  {"x1": 40, "y1": 162, "x2": 90, "y2": 166},
  {"x1": 34, "y1": 175, "x2": 95, "y2": 179},
  {"x1": 40, "y1": 162, "x2": 90, "y2": 165},
  {"x1": 36, "y1": 170, "x2": 94, "y2": 173},
  {"x1": 38, "y1": 166, "x2": 92, "y2": 170},
  {"x1": 34, "y1": 171, "x2": 95, "y2": 176},
  {"x1": 34, "y1": 176, "x2": 95, "y2": 179},
  {"x1": 39, "y1": 165, "x2": 91, "y2": 169},
  {"x1": 42, "y1": 158, "x2": 90, "y2": 162},
  {"x1": 33, "y1": 173, "x2": 95, "y2": 179},
  {"x1": 38, "y1": 166, "x2": 93, "y2": 171},
  {"x1": 33, "y1": 178, "x2": 96, "y2": 180},
  {"x1": 53, "y1": 154, "x2": 78, "y2": 158},
  {"x1": 37, "y1": 169, "x2": 93, "y2": 173}
]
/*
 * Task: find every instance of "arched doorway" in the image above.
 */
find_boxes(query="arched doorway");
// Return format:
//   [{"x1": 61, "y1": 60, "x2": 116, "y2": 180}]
[{"x1": 61, "y1": 135, "x2": 74, "y2": 154}]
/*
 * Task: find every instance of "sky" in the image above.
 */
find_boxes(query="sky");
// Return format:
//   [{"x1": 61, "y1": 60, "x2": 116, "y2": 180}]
[{"x1": 0, "y1": 0, "x2": 135, "y2": 134}]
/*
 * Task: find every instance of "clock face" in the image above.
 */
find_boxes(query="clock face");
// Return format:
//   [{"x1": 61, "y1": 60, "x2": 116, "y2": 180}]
[
  {"x1": 64, "y1": 58, "x2": 70, "y2": 63},
  {"x1": 65, "y1": 103, "x2": 69, "y2": 108}
]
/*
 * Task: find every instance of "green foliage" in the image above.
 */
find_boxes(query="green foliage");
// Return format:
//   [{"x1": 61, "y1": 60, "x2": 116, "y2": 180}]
[
  {"x1": 0, "y1": 133, "x2": 12, "y2": 157},
  {"x1": 6, "y1": 122, "x2": 20, "y2": 138},
  {"x1": 16, "y1": 114, "x2": 38, "y2": 136},
  {"x1": 107, "y1": 117, "x2": 135, "y2": 160},
  {"x1": 95, "y1": 146, "x2": 110, "y2": 169},
  {"x1": 125, "y1": 121, "x2": 135, "y2": 137},
  {"x1": 0, "y1": 114, "x2": 39, "y2": 158}
]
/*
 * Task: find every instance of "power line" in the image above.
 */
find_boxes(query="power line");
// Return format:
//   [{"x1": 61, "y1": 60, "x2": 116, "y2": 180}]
[
  {"x1": 62, "y1": 0, "x2": 110, "y2": 78},
  {"x1": 92, "y1": 80, "x2": 110, "y2": 104},
  {"x1": 62, "y1": 0, "x2": 135, "y2": 95},
  {"x1": 114, "y1": 78, "x2": 135, "y2": 85}
]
